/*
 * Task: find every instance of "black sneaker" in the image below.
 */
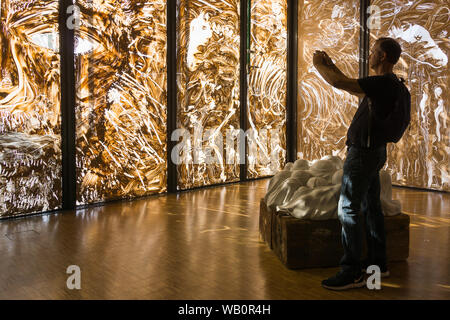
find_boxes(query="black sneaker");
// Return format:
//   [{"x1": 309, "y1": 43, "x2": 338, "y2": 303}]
[
  {"x1": 361, "y1": 261, "x2": 390, "y2": 278},
  {"x1": 321, "y1": 271, "x2": 366, "y2": 291}
]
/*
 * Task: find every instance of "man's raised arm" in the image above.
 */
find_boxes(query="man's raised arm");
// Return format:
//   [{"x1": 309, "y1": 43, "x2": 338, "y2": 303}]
[{"x1": 313, "y1": 50, "x2": 365, "y2": 98}]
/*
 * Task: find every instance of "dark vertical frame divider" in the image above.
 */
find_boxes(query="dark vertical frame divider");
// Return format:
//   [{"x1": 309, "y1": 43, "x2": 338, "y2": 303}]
[
  {"x1": 358, "y1": 0, "x2": 370, "y2": 108},
  {"x1": 360, "y1": 0, "x2": 370, "y2": 79},
  {"x1": 286, "y1": 0, "x2": 298, "y2": 163},
  {"x1": 240, "y1": 0, "x2": 249, "y2": 181},
  {"x1": 59, "y1": 0, "x2": 76, "y2": 210},
  {"x1": 167, "y1": 0, "x2": 177, "y2": 192}
]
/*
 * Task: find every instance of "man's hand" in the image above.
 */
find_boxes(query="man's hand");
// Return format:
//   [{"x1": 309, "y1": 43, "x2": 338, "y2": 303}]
[
  {"x1": 313, "y1": 50, "x2": 333, "y2": 67},
  {"x1": 313, "y1": 50, "x2": 324, "y2": 66}
]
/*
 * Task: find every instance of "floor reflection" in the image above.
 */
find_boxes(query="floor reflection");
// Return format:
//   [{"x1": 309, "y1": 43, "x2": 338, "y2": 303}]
[{"x1": 0, "y1": 180, "x2": 448, "y2": 299}]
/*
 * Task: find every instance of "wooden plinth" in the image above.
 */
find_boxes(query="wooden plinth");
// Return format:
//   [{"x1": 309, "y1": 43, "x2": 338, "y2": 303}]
[{"x1": 259, "y1": 198, "x2": 410, "y2": 269}]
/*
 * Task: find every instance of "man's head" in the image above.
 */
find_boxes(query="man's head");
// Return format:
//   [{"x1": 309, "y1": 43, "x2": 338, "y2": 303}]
[{"x1": 369, "y1": 37, "x2": 402, "y2": 71}]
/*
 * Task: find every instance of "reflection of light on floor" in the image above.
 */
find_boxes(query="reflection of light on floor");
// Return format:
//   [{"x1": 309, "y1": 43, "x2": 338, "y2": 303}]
[
  {"x1": 402, "y1": 210, "x2": 450, "y2": 228},
  {"x1": 437, "y1": 284, "x2": 450, "y2": 290},
  {"x1": 200, "y1": 225, "x2": 231, "y2": 233},
  {"x1": 197, "y1": 206, "x2": 249, "y2": 218},
  {"x1": 382, "y1": 282, "x2": 401, "y2": 288},
  {"x1": 418, "y1": 223, "x2": 438, "y2": 228}
]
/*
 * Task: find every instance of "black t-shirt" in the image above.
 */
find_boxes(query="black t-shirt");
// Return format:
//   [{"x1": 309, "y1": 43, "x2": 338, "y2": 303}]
[{"x1": 346, "y1": 73, "x2": 401, "y2": 148}]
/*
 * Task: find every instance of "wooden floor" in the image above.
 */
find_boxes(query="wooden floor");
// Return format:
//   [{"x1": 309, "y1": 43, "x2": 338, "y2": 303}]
[{"x1": 0, "y1": 179, "x2": 449, "y2": 300}]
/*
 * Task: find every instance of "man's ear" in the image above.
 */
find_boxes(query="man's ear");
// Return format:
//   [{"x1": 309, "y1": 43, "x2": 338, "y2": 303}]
[{"x1": 380, "y1": 51, "x2": 387, "y2": 62}]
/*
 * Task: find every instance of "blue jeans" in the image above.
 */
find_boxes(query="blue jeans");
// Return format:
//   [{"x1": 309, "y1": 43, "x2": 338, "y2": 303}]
[{"x1": 338, "y1": 145, "x2": 387, "y2": 275}]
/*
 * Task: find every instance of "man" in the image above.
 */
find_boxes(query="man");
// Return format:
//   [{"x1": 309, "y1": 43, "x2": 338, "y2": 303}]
[{"x1": 313, "y1": 37, "x2": 406, "y2": 290}]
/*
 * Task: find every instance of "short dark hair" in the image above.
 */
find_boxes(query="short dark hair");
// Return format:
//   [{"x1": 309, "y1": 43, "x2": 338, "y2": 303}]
[{"x1": 376, "y1": 37, "x2": 402, "y2": 64}]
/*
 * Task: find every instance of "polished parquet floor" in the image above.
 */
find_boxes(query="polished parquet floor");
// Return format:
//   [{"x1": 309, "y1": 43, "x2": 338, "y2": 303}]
[{"x1": 0, "y1": 179, "x2": 449, "y2": 299}]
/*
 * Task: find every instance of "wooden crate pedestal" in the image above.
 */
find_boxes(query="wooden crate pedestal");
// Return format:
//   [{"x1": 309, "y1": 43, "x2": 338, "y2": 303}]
[{"x1": 259, "y1": 199, "x2": 409, "y2": 269}]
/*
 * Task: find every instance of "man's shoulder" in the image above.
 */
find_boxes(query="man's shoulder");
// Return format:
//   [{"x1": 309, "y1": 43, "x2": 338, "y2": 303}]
[
  {"x1": 363, "y1": 74, "x2": 402, "y2": 93},
  {"x1": 359, "y1": 73, "x2": 398, "y2": 83}
]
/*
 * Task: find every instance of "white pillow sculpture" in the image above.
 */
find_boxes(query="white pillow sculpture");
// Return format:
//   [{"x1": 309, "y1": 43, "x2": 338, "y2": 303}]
[{"x1": 264, "y1": 156, "x2": 402, "y2": 220}]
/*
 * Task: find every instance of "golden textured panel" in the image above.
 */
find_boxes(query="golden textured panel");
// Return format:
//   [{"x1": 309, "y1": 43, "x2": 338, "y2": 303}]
[
  {"x1": 247, "y1": 0, "x2": 287, "y2": 178},
  {"x1": 75, "y1": 1, "x2": 167, "y2": 204},
  {"x1": 296, "y1": 0, "x2": 360, "y2": 161},
  {"x1": 0, "y1": 0, "x2": 61, "y2": 218},
  {"x1": 176, "y1": 0, "x2": 240, "y2": 189},
  {"x1": 371, "y1": 0, "x2": 449, "y2": 191}
]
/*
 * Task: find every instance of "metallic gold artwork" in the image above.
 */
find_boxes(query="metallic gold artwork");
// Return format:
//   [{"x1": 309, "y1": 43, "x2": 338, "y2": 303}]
[
  {"x1": 247, "y1": 0, "x2": 287, "y2": 178},
  {"x1": 0, "y1": 0, "x2": 61, "y2": 218},
  {"x1": 371, "y1": 0, "x2": 449, "y2": 191},
  {"x1": 176, "y1": 0, "x2": 241, "y2": 189},
  {"x1": 75, "y1": 1, "x2": 167, "y2": 204},
  {"x1": 296, "y1": 0, "x2": 360, "y2": 161}
]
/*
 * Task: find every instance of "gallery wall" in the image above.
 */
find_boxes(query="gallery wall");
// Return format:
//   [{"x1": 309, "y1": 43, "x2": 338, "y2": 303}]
[
  {"x1": 176, "y1": 0, "x2": 241, "y2": 189},
  {"x1": 370, "y1": 0, "x2": 449, "y2": 191},
  {"x1": 75, "y1": 1, "x2": 168, "y2": 205},
  {"x1": 0, "y1": 0, "x2": 289, "y2": 218},
  {"x1": 176, "y1": 0, "x2": 288, "y2": 188},
  {"x1": 0, "y1": 0, "x2": 447, "y2": 219},
  {"x1": 296, "y1": 0, "x2": 449, "y2": 192},
  {"x1": 296, "y1": 0, "x2": 361, "y2": 161},
  {"x1": 248, "y1": 0, "x2": 288, "y2": 178},
  {"x1": 0, "y1": 0, "x2": 62, "y2": 217}
]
